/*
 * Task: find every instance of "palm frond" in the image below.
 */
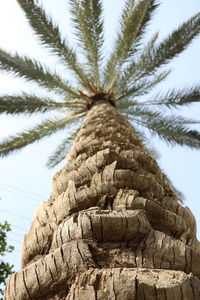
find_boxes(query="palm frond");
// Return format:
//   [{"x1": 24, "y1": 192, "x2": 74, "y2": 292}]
[
  {"x1": 143, "y1": 86, "x2": 200, "y2": 108},
  {"x1": 135, "y1": 12, "x2": 200, "y2": 77},
  {"x1": 0, "y1": 94, "x2": 70, "y2": 115},
  {"x1": 0, "y1": 49, "x2": 79, "y2": 97},
  {"x1": 117, "y1": 69, "x2": 170, "y2": 100},
  {"x1": 16, "y1": 0, "x2": 89, "y2": 88},
  {"x1": 69, "y1": 0, "x2": 103, "y2": 88},
  {"x1": 46, "y1": 126, "x2": 80, "y2": 168},
  {"x1": 129, "y1": 112, "x2": 200, "y2": 148},
  {"x1": 104, "y1": 0, "x2": 159, "y2": 90},
  {"x1": 115, "y1": 32, "x2": 159, "y2": 90},
  {"x1": 0, "y1": 113, "x2": 84, "y2": 157},
  {"x1": 122, "y1": 105, "x2": 160, "y2": 119}
]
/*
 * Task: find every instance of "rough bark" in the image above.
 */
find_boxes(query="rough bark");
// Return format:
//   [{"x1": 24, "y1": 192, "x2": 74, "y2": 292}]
[{"x1": 4, "y1": 101, "x2": 200, "y2": 299}]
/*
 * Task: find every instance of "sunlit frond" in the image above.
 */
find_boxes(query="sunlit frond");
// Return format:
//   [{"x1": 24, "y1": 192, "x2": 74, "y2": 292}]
[
  {"x1": 104, "y1": 0, "x2": 159, "y2": 90},
  {"x1": 122, "y1": 105, "x2": 160, "y2": 119},
  {"x1": 134, "y1": 12, "x2": 200, "y2": 77},
  {"x1": 142, "y1": 86, "x2": 200, "y2": 108},
  {"x1": 129, "y1": 112, "x2": 200, "y2": 149},
  {"x1": 16, "y1": 0, "x2": 89, "y2": 88},
  {"x1": 0, "y1": 94, "x2": 87, "y2": 115},
  {"x1": 117, "y1": 69, "x2": 170, "y2": 100},
  {"x1": 69, "y1": 0, "x2": 104, "y2": 88},
  {"x1": 116, "y1": 32, "x2": 159, "y2": 90},
  {"x1": 0, "y1": 49, "x2": 80, "y2": 97},
  {"x1": 0, "y1": 113, "x2": 84, "y2": 157},
  {"x1": 0, "y1": 94, "x2": 67, "y2": 115}
]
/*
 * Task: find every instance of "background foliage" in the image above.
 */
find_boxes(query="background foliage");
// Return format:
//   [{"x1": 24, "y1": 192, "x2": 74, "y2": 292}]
[{"x1": 0, "y1": 221, "x2": 14, "y2": 299}]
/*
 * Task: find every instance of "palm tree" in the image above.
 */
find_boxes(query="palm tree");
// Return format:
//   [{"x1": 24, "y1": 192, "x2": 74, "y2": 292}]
[{"x1": 2, "y1": 0, "x2": 200, "y2": 299}]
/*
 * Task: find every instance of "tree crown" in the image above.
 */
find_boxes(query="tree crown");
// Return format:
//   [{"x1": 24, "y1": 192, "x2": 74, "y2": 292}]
[{"x1": 0, "y1": 0, "x2": 200, "y2": 167}]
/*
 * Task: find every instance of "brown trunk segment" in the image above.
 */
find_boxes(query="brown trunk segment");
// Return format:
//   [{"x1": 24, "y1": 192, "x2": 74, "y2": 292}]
[{"x1": 4, "y1": 101, "x2": 200, "y2": 299}]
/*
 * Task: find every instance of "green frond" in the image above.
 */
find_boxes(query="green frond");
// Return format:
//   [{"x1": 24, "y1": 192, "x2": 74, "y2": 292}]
[
  {"x1": 117, "y1": 69, "x2": 170, "y2": 100},
  {"x1": 16, "y1": 0, "x2": 89, "y2": 88},
  {"x1": 0, "y1": 49, "x2": 80, "y2": 97},
  {"x1": 46, "y1": 126, "x2": 80, "y2": 168},
  {"x1": 69, "y1": 0, "x2": 103, "y2": 88},
  {"x1": 122, "y1": 105, "x2": 160, "y2": 119},
  {"x1": 129, "y1": 113, "x2": 200, "y2": 149},
  {"x1": 149, "y1": 122, "x2": 200, "y2": 149},
  {"x1": 136, "y1": 12, "x2": 200, "y2": 76},
  {"x1": 115, "y1": 32, "x2": 159, "y2": 90},
  {"x1": 0, "y1": 113, "x2": 84, "y2": 157},
  {"x1": 0, "y1": 94, "x2": 68, "y2": 115},
  {"x1": 143, "y1": 86, "x2": 200, "y2": 108},
  {"x1": 104, "y1": 0, "x2": 159, "y2": 90}
]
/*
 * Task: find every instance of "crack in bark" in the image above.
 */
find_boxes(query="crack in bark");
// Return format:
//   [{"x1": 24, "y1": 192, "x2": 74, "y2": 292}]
[
  {"x1": 135, "y1": 274, "x2": 138, "y2": 300},
  {"x1": 52, "y1": 255, "x2": 59, "y2": 278},
  {"x1": 161, "y1": 234, "x2": 168, "y2": 269},
  {"x1": 164, "y1": 287, "x2": 167, "y2": 300},
  {"x1": 89, "y1": 215, "x2": 95, "y2": 241},
  {"x1": 13, "y1": 272, "x2": 17, "y2": 297},
  {"x1": 60, "y1": 246, "x2": 65, "y2": 264},
  {"x1": 48, "y1": 265, "x2": 55, "y2": 283},
  {"x1": 122, "y1": 214, "x2": 128, "y2": 242},
  {"x1": 22, "y1": 269, "x2": 33, "y2": 300},
  {"x1": 34, "y1": 265, "x2": 42, "y2": 296},
  {"x1": 76, "y1": 241, "x2": 85, "y2": 266},
  {"x1": 185, "y1": 246, "x2": 190, "y2": 274},
  {"x1": 180, "y1": 283, "x2": 184, "y2": 300},
  {"x1": 100, "y1": 215, "x2": 104, "y2": 242},
  {"x1": 59, "y1": 224, "x2": 64, "y2": 245},
  {"x1": 35, "y1": 228, "x2": 40, "y2": 248},
  {"x1": 79, "y1": 217, "x2": 84, "y2": 239},
  {"x1": 112, "y1": 272, "x2": 117, "y2": 300}
]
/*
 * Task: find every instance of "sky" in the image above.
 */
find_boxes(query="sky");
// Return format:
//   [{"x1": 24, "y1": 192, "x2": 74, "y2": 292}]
[{"x1": 0, "y1": 0, "x2": 200, "y2": 272}]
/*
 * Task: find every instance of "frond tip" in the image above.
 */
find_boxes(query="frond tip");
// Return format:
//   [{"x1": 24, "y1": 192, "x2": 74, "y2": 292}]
[
  {"x1": 141, "y1": 114, "x2": 200, "y2": 149},
  {"x1": 0, "y1": 113, "x2": 84, "y2": 157},
  {"x1": 69, "y1": 0, "x2": 104, "y2": 87},
  {"x1": 16, "y1": 0, "x2": 89, "y2": 87},
  {"x1": 0, "y1": 94, "x2": 65, "y2": 115},
  {"x1": 104, "y1": 0, "x2": 160, "y2": 90},
  {"x1": 143, "y1": 86, "x2": 200, "y2": 108}
]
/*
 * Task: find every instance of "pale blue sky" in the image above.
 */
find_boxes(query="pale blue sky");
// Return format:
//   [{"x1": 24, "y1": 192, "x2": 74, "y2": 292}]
[{"x1": 0, "y1": 0, "x2": 200, "y2": 272}]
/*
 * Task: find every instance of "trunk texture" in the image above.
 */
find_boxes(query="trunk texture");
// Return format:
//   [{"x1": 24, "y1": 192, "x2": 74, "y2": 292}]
[{"x1": 4, "y1": 102, "x2": 200, "y2": 299}]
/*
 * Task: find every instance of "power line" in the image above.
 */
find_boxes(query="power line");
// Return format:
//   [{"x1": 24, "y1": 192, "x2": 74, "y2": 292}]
[
  {"x1": 11, "y1": 224, "x2": 27, "y2": 231},
  {"x1": 0, "y1": 221, "x2": 27, "y2": 232},
  {"x1": 0, "y1": 209, "x2": 30, "y2": 221},
  {"x1": 7, "y1": 237, "x2": 22, "y2": 245},
  {"x1": 0, "y1": 186, "x2": 39, "y2": 203},
  {"x1": 9, "y1": 231, "x2": 24, "y2": 238},
  {"x1": 0, "y1": 182, "x2": 46, "y2": 200}
]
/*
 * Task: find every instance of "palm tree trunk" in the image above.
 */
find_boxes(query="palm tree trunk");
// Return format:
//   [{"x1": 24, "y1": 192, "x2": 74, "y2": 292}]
[{"x1": 4, "y1": 101, "x2": 200, "y2": 299}]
